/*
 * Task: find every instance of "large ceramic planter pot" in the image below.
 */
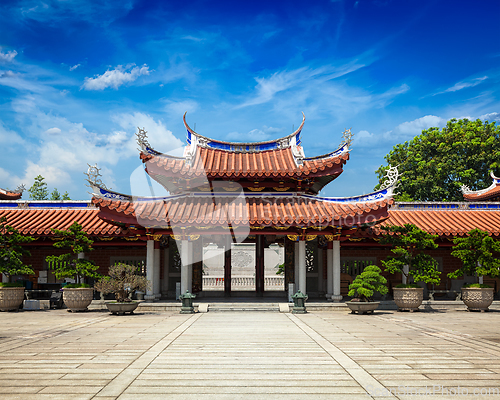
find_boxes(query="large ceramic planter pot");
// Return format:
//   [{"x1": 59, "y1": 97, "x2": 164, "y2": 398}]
[
  {"x1": 63, "y1": 288, "x2": 94, "y2": 312},
  {"x1": 106, "y1": 302, "x2": 139, "y2": 315},
  {"x1": 393, "y1": 287, "x2": 424, "y2": 312},
  {"x1": 0, "y1": 287, "x2": 25, "y2": 311},
  {"x1": 461, "y1": 287, "x2": 494, "y2": 312},
  {"x1": 346, "y1": 301, "x2": 380, "y2": 315}
]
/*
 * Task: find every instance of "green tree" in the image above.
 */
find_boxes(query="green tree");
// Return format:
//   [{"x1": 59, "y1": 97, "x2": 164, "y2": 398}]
[
  {"x1": 50, "y1": 188, "x2": 61, "y2": 200},
  {"x1": 45, "y1": 221, "x2": 100, "y2": 284},
  {"x1": 348, "y1": 265, "x2": 388, "y2": 302},
  {"x1": 95, "y1": 263, "x2": 150, "y2": 302},
  {"x1": 62, "y1": 191, "x2": 71, "y2": 200},
  {"x1": 0, "y1": 217, "x2": 35, "y2": 281},
  {"x1": 28, "y1": 175, "x2": 49, "y2": 200},
  {"x1": 380, "y1": 224, "x2": 441, "y2": 285},
  {"x1": 449, "y1": 229, "x2": 500, "y2": 283},
  {"x1": 375, "y1": 118, "x2": 500, "y2": 201}
]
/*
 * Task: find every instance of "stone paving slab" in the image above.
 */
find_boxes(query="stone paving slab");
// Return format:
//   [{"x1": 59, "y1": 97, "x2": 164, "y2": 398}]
[{"x1": 1, "y1": 309, "x2": 500, "y2": 399}]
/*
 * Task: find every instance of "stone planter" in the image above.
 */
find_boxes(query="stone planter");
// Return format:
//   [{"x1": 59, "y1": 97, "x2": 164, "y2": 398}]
[
  {"x1": 461, "y1": 287, "x2": 494, "y2": 312},
  {"x1": 106, "y1": 302, "x2": 139, "y2": 315},
  {"x1": 63, "y1": 287, "x2": 94, "y2": 312},
  {"x1": 0, "y1": 287, "x2": 25, "y2": 311},
  {"x1": 346, "y1": 301, "x2": 380, "y2": 315},
  {"x1": 393, "y1": 287, "x2": 424, "y2": 312}
]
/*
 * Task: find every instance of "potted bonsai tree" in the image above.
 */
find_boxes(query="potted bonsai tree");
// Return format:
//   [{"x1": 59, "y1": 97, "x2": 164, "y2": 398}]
[
  {"x1": 94, "y1": 263, "x2": 150, "y2": 315},
  {"x1": 449, "y1": 228, "x2": 500, "y2": 312},
  {"x1": 380, "y1": 223, "x2": 441, "y2": 311},
  {"x1": 46, "y1": 221, "x2": 100, "y2": 312},
  {"x1": 0, "y1": 217, "x2": 35, "y2": 311},
  {"x1": 347, "y1": 265, "x2": 388, "y2": 314}
]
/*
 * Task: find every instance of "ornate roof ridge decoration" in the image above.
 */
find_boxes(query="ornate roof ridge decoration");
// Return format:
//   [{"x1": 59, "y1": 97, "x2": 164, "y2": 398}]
[
  {"x1": 461, "y1": 171, "x2": 500, "y2": 198},
  {"x1": 85, "y1": 164, "x2": 132, "y2": 201},
  {"x1": 0, "y1": 184, "x2": 25, "y2": 200},
  {"x1": 391, "y1": 201, "x2": 500, "y2": 211},
  {"x1": 136, "y1": 127, "x2": 162, "y2": 156},
  {"x1": 183, "y1": 111, "x2": 305, "y2": 151}
]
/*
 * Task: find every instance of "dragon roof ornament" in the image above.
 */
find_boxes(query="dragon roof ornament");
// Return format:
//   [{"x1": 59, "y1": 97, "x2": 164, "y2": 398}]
[
  {"x1": 84, "y1": 164, "x2": 132, "y2": 201},
  {"x1": 340, "y1": 128, "x2": 353, "y2": 148},
  {"x1": 379, "y1": 165, "x2": 399, "y2": 191},
  {"x1": 461, "y1": 171, "x2": 500, "y2": 196}
]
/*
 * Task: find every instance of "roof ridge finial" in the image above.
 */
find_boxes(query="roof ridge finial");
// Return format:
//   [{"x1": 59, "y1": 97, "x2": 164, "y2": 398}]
[
  {"x1": 14, "y1": 184, "x2": 25, "y2": 194},
  {"x1": 379, "y1": 165, "x2": 399, "y2": 190},
  {"x1": 340, "y1": 127, "x2": 353, "y2": 148},
  {"x1": 84, "y1": 164, "x2": 109, "y2": 193}
]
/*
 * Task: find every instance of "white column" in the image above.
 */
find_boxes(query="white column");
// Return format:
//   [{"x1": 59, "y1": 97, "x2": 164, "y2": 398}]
[
  {"x1": 187, "y1": 241, "x2": 193, "y2": 293},
  {"x1": 161, "y1": 247, "x2": 169, "y2": 296},
  {"x1": 145, "y1": 240, "x2": 155, "y2": 301},
  {"x1": 294, "y1": 242, "x2": 299, "y2": 292},
  {"x1": 298, "y1": 240, "x2": 306, "y2": 294},
  {"x1": 154, "y1": 246, "x2": 161, "y2": 299},
  {"x1": 326, "y1": 245, "x2": 333, "y2": 300},
  {"x1": 180, "y1": 239, "x2": 189, "y2": 295},
  {"x1": 332, "y1": 240, "x2": 342, "y2": 302}
]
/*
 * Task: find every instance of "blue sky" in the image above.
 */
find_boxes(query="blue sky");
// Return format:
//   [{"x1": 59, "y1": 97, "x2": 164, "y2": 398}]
[{"x1": 0, "y1": 0, "x2": 499, "y2": 199}]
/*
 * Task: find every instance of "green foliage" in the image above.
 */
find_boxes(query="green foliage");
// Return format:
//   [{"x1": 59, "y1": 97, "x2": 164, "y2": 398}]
[
  {"x1": 64, "y1": 283, "x2": 91, "y2": 288},
  {"x1": 45, "y1": 221, "x2": 100, "y2": 284},
  {"x1": 375, "y1": 118, "x2": 500, "y2": 201},
  {"x1": 0, "y1": 282, "x2": 24, "y2": 287},
  {"x1": 0, "y1": 217, "x2": 35, "y2": 279},
  {"x1": 28, "y1": 175, "x2": 49, "y2": 200},
  {"x1": 50, "y1": 188, "x2": 61, "y2": 200},
  {"x1": 276, "y1": 263, "x2": 285, "y2": 275},
  {"x1": 95, "y1": 263, "x2": 150, "y2": 302},
  {"x1": 448, "y1": 228, "x2": 500, "y2": 283},
  {"x1": 463, "y1": 283, "x2": 491, "y2": 289},
  {"x1": 62, "y1": 191, "x2": 71, "y2": 200},
  {"x1": 380, "y1": 224, "x2": 441, "y2": 285},
  {"x1": 348, "y1": 265, "x2": 388, "y2": 301}
]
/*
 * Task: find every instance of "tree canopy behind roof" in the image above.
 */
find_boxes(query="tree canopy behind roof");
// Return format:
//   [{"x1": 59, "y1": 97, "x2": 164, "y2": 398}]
[{"x1": 375, "y1": 118, "x2": 500, "y2": 201}]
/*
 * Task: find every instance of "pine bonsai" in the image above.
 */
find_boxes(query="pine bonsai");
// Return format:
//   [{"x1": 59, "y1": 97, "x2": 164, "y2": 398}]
[
  {"x1": 95, "y1": 263, "x2": 149, "y2": 302},
  {"x1": 380, "y1": 224, "x2": 441, "y2": 286},
  {"x1": 0, "y1": 217, "x2": 35, "y2": 284},
  {"x1": 45, "y1": 221, "x2": 100, "y2": 285},
  {"x1": 449, "y1": 228, "x2": 500, "y2": 284},
  {"x1": 348, "y1": 265, "x2": 388, "y2": 302}
]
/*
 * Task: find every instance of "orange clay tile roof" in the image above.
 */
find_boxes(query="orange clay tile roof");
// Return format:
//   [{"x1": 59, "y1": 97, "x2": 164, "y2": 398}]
[
  {"x1": 0, "y1": 206, "x2": 123, "y2": 236},
  {"x1": 374, "y1": 204, "x2": 500, "y2": 237},
  {"x1": 141, "y1": 148, "x2": 349, "y2": 179},
  {"x1": 0, "y1": 188, "x2": 22, "y2": 200},
  {"x1": 92, "y1": 195, "x2": 392, "y2": 228}
]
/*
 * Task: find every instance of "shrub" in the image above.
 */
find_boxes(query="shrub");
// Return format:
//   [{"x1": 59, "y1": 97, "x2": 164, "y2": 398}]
[{"x1": 348, "y1": 265, "x2": 388, "y2": 302}]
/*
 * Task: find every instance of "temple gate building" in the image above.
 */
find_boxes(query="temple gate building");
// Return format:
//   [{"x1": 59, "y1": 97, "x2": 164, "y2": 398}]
[{"x1": 1, "y1": 115, "x2": 500, "y2": 301}]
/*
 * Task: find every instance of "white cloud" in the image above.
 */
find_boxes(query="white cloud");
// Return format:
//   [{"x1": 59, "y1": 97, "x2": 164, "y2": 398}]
[
  {"x1": 69, "y1": 64, "x2": 80, "y2": 71},
  {"x1": 111, "y1": 112, "x2": 184, "y2": 156},
  {"x1": 389, "y1": 115, "x2": 447, "y2": 138},
  {"x1": 434, "y1": 76, "x2": 488, "y2": 96},
  {"x1": 352, "y1": 130, "x2": 377, "y2": 148},
  {"x1": 479, "y1": 112, "x2": 500, "y2": 121},
  {"x1": 236, "y1": 60, "x2": 369, "y2": 109},
  {"x1": 44, "y1": 127, "x2": 61, "y2": 135},
  {"x1": 163, "y1": 99, "x2": 198, "y2": 118},
  {"x1": 0, "y1": 49, "x2": 17, "y2": 63},
  {"x1": 82, "y1": 64, "x2": 150, "y2": 90}
]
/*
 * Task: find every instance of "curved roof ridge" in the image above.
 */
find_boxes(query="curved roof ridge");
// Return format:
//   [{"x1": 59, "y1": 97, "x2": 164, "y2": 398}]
[
  {"x1": 183, "y1": 111, "x2": 305, "y2": 148},
  {"x1": 303, "y1": 143, "x2": 349, "y2": 161},
  {"x1": 461, "y1": 171, "x2": 500, "y2": 201}
]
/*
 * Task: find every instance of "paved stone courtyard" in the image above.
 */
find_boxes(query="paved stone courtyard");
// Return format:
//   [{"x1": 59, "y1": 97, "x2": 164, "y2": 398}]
[{"x1": 1, "y1": 309, "x2": 500, "y2": 399}]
